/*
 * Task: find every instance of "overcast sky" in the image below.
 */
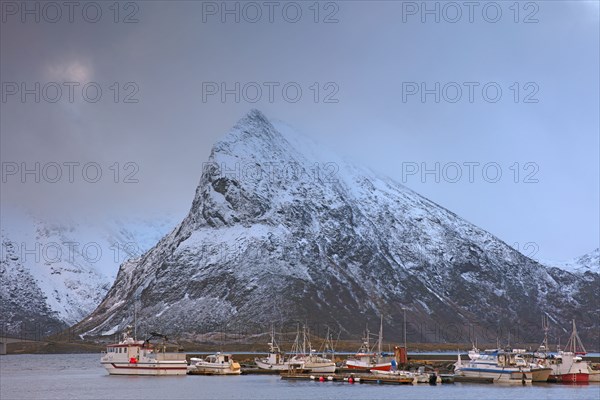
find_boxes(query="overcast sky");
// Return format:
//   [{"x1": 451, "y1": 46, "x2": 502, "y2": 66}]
[{"x1": 1, "y1": 1, "x2": 598, "y2": 261}]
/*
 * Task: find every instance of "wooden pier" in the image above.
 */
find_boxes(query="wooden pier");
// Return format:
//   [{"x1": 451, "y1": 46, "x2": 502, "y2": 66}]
[{"x1": 280, "y1": 372, "x2": 415, "y2": 385}]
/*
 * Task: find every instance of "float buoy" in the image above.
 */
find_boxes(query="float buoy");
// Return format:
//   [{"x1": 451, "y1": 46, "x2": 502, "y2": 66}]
[{"x1": 319, "y1": 376, "x2": 325, "y2": 382}]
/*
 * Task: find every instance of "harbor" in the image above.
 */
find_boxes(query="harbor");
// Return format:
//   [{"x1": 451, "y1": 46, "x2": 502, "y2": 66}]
[
  {"x1": 2, "y1": 353, "x2": 599, "y2": 400},
  {"x1": 93, "y1": 317, "x2": 600, "y2": 387}
]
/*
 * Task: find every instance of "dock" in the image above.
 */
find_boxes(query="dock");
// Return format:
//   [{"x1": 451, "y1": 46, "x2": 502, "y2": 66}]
[{"x1": 280, "y1": 372, "x2": 415, "y2": 385}]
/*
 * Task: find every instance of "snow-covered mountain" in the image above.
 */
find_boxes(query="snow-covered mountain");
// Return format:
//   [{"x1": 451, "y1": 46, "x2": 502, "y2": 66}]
[
  {"x1": 75, "y1": 110, "x2": 598, "y2": 346},
  {"x1": 544, "y1": 248, "x2": 600, "y2": 275},
  {"x1": 0, "y1": 211, "x2": 177, "y2": 337}
]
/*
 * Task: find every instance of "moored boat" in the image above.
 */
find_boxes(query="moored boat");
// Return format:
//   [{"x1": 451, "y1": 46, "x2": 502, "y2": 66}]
[
  {"x1": 371, "y1": 366, "x2": 431, "y2": 383},
  {"x1": 345, "y1": 317, "x2": 392, "y2": 372},
  {"x1": 100, "y1": 328, "x2": 188, "y2": 376},
  {"x1": 454, "y1": 349, "x2": 533, "y2": 384},
  {"x1": 188, "y1": 353, "x2": 241, "y2": 375},
  {"x1": 255, "y1": 327, "x2": 303, "y2": 371},
  {"x1": 542, "y1": 320, "x2": 590, "y2": 384},
  {"x1": 289, "y1": 326, "x2": 336, "y2": 373}
]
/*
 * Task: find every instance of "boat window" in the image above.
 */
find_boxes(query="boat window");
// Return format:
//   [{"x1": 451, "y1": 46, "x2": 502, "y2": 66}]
[{"x1": 224, "y1": 356, "x2": 229, "y2": 362}]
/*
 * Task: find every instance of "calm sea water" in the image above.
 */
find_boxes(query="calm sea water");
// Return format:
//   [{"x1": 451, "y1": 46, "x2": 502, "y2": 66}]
[{"x1": 1, "y1": 354, "x2": 598, "y2": 400}]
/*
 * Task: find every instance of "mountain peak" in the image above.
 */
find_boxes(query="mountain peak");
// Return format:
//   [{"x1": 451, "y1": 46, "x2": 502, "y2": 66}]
[
  {"x1": 229, "y1": 109, "x2": 276, "y2": 141},
  {"x1": 75, "y1": 114, "x2": 599, "y2": 348},
  {"x1": 209, "y1": 109, "x2": 286, "y2": 162},
  {"x1": 242, "y1": 108, "x2": 269, "y2": 124}
]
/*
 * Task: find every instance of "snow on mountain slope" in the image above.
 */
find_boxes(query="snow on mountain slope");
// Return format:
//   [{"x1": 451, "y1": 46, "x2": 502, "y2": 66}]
[
  {"x1": 543, "y1": 248, "x2": 600, "y2": 275},
  {"x1": 0, "y1": 209, "x2": 177, "y2": 335},
  {"x1": 74, "y1": 110, "x2": 599, "y2": 347}
]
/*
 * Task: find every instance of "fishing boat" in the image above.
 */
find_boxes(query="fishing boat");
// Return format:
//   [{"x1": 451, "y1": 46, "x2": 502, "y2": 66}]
[
  {"x1": 541, "y1": 320, "x2": 590, "y2": 383},
  {"x1": 100, "y1": 327, "x2": 188, "y2": 376},
  {"x1": 345, "y1": 317, "x2": 392, "y2": 371},
  {"x1": 371, "y1": 365, "x2": 432, "y2": 383},
  {"x1": 533, "y1": 316, "x2": 591, "y2": 383},
  {"x1": 188, "y1": 353, "x2": 241, "y2": 375},
  {"x1": 289, "y1": 326, "x2": 336, "y2": 373},
  {"x1": 454, "y1": 349, "x2": 533, "y2": 384},
  {"x1": 255, "y1": 327, "x2": 303, "y2": 371}
]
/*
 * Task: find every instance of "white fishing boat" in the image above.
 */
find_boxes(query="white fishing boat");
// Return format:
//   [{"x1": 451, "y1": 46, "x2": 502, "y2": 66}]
[
  {"x1": 188, "y1": 353, "x2": 241, "y2": 375},
  {"x1": 289, "y1": 326, "x2": 336, "y2": 373},
  {"x1": 255, "y1": 327, "x2": 303, "y2": 371},
  {"x1": 371, "y1": 367, "x2": 431, "y2": 383},
  {"x1": 301, "y1": 352, "x2": 337, "y2": 373},
  {"x1": 345, "y1": 317, "x2": 392, "y2": 371},
  {"x1": 454, "y1": 349, "x2": 533, "y2": 384},
  {"x1": 100, "y1": 327, "x2": 188, "y2": 376}
]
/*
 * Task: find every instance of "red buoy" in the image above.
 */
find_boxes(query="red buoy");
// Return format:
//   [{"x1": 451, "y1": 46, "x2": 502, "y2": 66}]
[{"x1": 319, "y1": 376, "x2": 325, "y2": 382}]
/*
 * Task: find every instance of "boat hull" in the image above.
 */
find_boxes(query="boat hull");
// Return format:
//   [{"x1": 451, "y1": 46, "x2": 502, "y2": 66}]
[
  {"x1": 346, "y1": 360, "x2": 391, "y2": 371},
  {"x1": 255, "y1": 359, "x2": 301, "y2": 371},
  {"x1": 548, "y1": 373, "x2": 589, "y2": 384},
  {"x1": 303, "y1": 362, "x2": 336, "y2": 373},
  {"x1": 101, "y1": 362, "x2": 188, "y2": 376},
  {"x1": 189, "y1": 363, "x2": 241, "y2": 375},
  {"x1": 531, "y1": 367, "x2": 552, "y2": 382},
  {"x1": 455, "y1": 368, "x2": 532, "y2": 384},
  {"x1": 189, "y1": 366, "x2": 241, "y2": 375}
]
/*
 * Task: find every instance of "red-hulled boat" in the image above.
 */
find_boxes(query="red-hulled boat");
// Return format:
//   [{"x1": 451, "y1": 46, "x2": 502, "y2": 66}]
[
  {"x1": 345, "y1": 317, "x2": 392, "y2": 371},
  {"x1": 545, "y1": 320, "x2": 590, "y2": 384}
]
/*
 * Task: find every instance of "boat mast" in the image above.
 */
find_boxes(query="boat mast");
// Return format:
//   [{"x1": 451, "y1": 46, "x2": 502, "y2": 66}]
[
  {"x1": 565, "y1": 319, "x2": 586, "y2": 354},
  {"x1": 378, "y1": 315, "x2": 383, "y2": 363},
  {"x1": 269, "y1": 324, "x2": 276, "y2": 353},
  {"x1": 302, "y1": 324, "x2": 307, "y2": 357},
  {"x1": 541, "y1": 314, "x2": 549, "y2": 351},
  {"x1": 403, "y1": 307, "x2": 407, "y2": 352}
]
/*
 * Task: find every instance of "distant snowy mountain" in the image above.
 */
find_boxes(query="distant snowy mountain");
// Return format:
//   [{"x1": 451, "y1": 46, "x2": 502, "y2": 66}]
[
  {"x1": 543, "y1": 248, "x2": 600, "y2": 275},
  {"x1": 74, "y1": 110, "x2": 599, "y2": 347},
  {"x1": 0, "y1": 210, "x2": 177, "y2": 336}
]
